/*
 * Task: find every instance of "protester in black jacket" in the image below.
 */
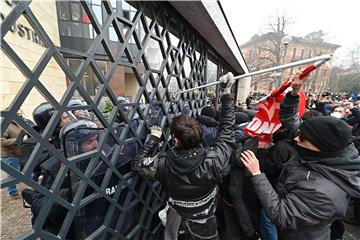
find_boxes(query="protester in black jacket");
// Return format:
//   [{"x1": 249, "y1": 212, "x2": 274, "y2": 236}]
[
  {"x1": 240, "y1": 77, "x2": 360, "y2": 240},
  {"x1": 228, "y1": 137, "x2": 260, "y2": 240},
  {"x1": 132, "y1": 72, "x2": 235, "y2": 240},
  {"x1": 244, "y1": 73, "x2": 360, "y2": 240}
]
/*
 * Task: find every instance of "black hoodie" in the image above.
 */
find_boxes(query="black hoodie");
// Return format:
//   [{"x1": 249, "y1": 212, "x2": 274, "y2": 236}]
[
  {"x1": 252, "y1": 142, "x2": 360, "y2": 240},
  {"x1": 298, "y1": 143, "x2": 360, "y2": 198}
]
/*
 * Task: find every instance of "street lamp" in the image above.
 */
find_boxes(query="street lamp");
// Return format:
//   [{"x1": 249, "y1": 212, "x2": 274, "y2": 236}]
[
  {"x1": 281, "y1": 35, "x2": 292, "y2": 65},
  {"x1": 274, "y1": 35, "x2": 292, "y2": 88}
]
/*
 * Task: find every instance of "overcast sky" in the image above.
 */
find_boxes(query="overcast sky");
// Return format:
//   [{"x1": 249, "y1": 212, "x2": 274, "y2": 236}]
[{"x1": 221, "y1": 0, "x2": 360, "y2": 65}]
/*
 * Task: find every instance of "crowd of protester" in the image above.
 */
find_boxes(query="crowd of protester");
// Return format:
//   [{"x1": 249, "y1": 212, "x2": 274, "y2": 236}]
[
  {"x1": 1, "y1": 70, "x2": 359, "y2": 239},
  {"x1": 133, "y1": 70, "x2": 360, "y2": 240}
]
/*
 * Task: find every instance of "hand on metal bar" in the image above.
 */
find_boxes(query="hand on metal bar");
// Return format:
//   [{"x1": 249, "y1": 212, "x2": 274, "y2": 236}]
[{"x1": 219, "y1": 72, "x2": 235, "y2": 96}]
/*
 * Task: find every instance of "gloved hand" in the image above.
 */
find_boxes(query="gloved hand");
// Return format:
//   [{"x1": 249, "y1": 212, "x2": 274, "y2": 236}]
[
  {"x1": 150, "y1": 125, "x2": 162, "y2": 139},
  {"x1": 219, "y1": 72, "x2": 235, "y2": 96}
]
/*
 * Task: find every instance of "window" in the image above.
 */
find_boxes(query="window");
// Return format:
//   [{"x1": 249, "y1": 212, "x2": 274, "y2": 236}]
[
  {"x1": 59, "y1": 21, "x2": 70, "y2": 36},
  {"x1": 206, "y1": 59, "x2": 218, "y2": 102},
  {"x1": 292, "y1": 48, "x2": 297, "y2": 59},
  {"x1": 122, "y1": 1, "x2": 132, "y2": 10},
  {"x1": 69, "y1": 22, "x2": 82, "y2": 38},
  {"x1": 207, "y1": 60, "x2": 217, "y2": 88},
  {"x1": 58, "y1": 2, "x2": 70, "y2": 20},
  {"x1": 308, "y1": 50, "x2": 312, "y2": 58},
  {"x1": 120, "y1": 2, "x2": 140, "y2": 44},
  {"x1": 70, "y1": 2, "x2": 81, "y2": 21},
  {"x1": 123, "y1": 11, "x2": 130, "y2": 20},
  {"x1": 109, "y1": 0, "x2": 117, "y2": 9},
  {"x1": 300, "y1": 49, "x2": 305, "y2": 59},
  {"x1": 92, "y1": 4, "x2": 102, "y2": 25},
  {"x1": 89, "y1": 24, "x2": 96, "y2": 39},
  {"x1": 109, "y1": 26, "x2": 118, "y2": 42}
]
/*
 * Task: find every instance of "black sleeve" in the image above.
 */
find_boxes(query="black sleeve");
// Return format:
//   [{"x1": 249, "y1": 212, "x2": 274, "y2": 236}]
[
  {"x1": 131, "y1": 135, "x2": 161, "y2": 179},
  {"x1": 278, "y1": 92, "x2": 301, "y2": 140},
  {"x1": 206, "y1": 95, "x2": 235, "y2": 180}
]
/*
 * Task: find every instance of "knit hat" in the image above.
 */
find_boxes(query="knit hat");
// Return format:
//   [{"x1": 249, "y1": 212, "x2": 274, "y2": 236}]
[
  {"x1": 201, "y1": 106, "x2": 216, "y2": 119},
  {"x1": 299, "y1": 116, "x2": 352, "y2": 152}
]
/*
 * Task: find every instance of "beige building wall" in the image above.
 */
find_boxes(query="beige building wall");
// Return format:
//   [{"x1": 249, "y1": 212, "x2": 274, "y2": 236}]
[
  {"x1": 0, "y1": 0, "x2": 66, "y2": 120},
  {"x1": 242, "y1": 38, "x2": 338, "y2": 93}
]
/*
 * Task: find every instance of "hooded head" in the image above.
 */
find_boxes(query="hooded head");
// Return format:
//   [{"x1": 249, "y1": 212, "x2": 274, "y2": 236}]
[
  {"x1": 298, "y1": 116, "x2": 352, "y2": 153},
  {"x1": 201, "y1": 106, "x2": 216, "y2": 119}
]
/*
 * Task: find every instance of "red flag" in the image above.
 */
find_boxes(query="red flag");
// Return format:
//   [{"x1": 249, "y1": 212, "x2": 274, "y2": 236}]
[
  {"x1": 242, "y1": 63, "x2": 319, "y2": 147},
  {"x1": 243, "y1": 79, "x2": 306, "y2": 148}
]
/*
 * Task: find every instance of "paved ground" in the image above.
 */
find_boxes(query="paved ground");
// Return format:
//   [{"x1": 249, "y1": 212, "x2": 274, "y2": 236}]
[
  {"x1": 1, "y1": 183, "x2": 359, "y2": 239},
  {"x1": 1, "y1": 183, "x2": 32, "y2": 240}
]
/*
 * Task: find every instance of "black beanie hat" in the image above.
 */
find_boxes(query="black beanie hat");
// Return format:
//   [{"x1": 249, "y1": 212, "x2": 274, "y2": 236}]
[
  {"x1": 201, "y1": 106, "x2": 216, "y2": 119},
  {"x1": 299, "y1": 116, "x2": 352, "y2": 152}
]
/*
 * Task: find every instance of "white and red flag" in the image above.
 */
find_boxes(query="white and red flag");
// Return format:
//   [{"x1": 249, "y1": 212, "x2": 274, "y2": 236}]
[{"x1": 242, "y1": 65, "x2": 316, "y2": 148}]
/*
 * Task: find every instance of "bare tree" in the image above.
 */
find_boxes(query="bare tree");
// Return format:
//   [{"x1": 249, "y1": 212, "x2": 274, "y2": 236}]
[
  {"x1": 304, "y1": 30, "x2": 326, "y2": 42},
  {"x1": 349, "y1": 44, "x2": 360, "y2": 70},
  {"x1": 245, "y1": 14, "x2": 293, "y2": 91}
]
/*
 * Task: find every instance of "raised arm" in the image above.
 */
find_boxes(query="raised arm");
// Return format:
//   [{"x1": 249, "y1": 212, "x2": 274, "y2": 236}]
[
  {"x1": 278, "y1": 71, "x2": 308, "y2": 140},
  {"x1": 131, "y1": 126, "x2": 162, "y2": 179},
  {"x1": 206, "y1": 73, "x2": 235, "y2": 179}
]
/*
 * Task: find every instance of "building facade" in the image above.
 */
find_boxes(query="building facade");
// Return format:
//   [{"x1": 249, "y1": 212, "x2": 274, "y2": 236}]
[
  {"x1": 0, "y1": 0, "x2": 66, "y2": 118},
  {"x1": 241, "y1": 33, "x2": 340, "y2": 93}
]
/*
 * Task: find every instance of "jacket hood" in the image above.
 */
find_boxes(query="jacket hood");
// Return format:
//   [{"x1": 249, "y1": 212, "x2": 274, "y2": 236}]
[
  {"x1": 166, "y1": 146, "x2": 206, "y2": 174},
  {"x1": 197, "y1": 115, "x2": 219, "y2": 128},
  {"x1": 299, "y1": 143, "x2": 360, "y2": 198}
]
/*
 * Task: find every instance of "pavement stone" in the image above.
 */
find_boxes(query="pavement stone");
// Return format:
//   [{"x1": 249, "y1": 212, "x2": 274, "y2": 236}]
[{"x1": 1, "y1": 183, "x2": 32, "y2": 240}]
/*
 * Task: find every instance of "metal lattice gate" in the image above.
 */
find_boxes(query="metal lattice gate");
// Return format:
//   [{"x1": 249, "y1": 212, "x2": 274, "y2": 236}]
[{"x1": 1, "y1": 1, "x2": 234, "y2": 239}]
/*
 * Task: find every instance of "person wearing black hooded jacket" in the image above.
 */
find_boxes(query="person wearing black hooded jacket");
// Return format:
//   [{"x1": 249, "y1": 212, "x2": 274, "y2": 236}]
[
  {"x1": 240, "y1": 73, "x2": 360, "y2": 240},
  {"x1": 240, "y1": 76, "x2": 360, "y2": 240},
  {"x1": 132, "y1": 72, "x2": 235, "y2": 240}
]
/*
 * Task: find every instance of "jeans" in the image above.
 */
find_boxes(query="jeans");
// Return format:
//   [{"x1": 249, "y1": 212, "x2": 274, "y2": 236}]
[
  {"x1": 0, "y1": 156, "x2": 20, "y2": 196},
  {"x1": 261, "y1": 209, "x2": 278, "y2": 240}
]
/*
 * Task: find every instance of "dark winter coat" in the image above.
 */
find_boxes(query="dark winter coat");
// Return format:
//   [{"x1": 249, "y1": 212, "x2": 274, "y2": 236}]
[
  {"x1": 132, "y1": 95, "x2": 234, "y2": 239},
  {"x1": 252, "y1": 142, "x2": 360, "y2": 240},
  {"x1": 197, "y1": 115, "x2": 219, "y2": 147},
  {"x1": 24, "y1": 139, "x2": 138, "y2": 239}
]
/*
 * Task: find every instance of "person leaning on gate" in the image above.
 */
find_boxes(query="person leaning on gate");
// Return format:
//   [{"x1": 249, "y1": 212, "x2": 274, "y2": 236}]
[
  {"x1": 240, "y1": 114, "x2": 360, "y2": 238},
  {"x1": 132, "y1": 72, "x2": 235, "y2": 240}
]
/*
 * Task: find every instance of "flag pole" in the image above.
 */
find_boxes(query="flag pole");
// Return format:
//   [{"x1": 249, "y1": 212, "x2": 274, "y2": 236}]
[{"x1": 176, "y1": 54, "x2": 331, "y2": 95}]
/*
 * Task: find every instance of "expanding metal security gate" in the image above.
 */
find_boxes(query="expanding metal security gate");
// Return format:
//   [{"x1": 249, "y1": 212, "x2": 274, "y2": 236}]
[{"x1": 1, "y1": 1, "x2": 236, "y2": 239}]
